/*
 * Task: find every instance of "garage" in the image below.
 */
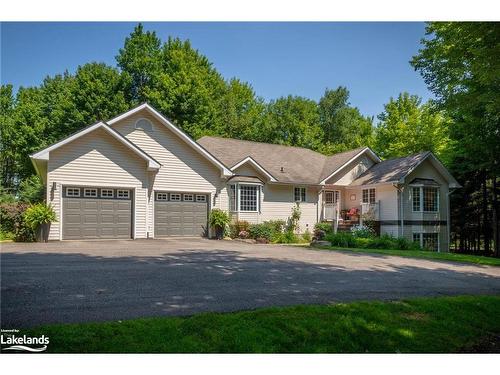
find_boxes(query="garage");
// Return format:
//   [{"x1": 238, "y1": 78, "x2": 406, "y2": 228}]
[
  {"x1": 62, "y1": 186, "x2": 133, "y2": 240},
  {"x1": 154, "y1": 191, "x2": 208, "y2": 237}
]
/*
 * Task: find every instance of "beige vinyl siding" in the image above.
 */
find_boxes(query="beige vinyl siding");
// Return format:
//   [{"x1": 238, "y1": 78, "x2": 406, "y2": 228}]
[
  {"x1": 112, "y1": 111, "x2": 226, "y2": 237},
  {"x1": 381, "y1": 225, "x2": 399, "y2": 237},
  {"x1": 46, "y1": 127, "x2": 150, "y2": 240},
  {"x1": 260, "y1": 184, "x2": 319, "y2": 233},
  {"x1": 232, "y1": 163, "x2": 267, "y2": 182},
  {"x1": 325, "y1": 155, "x2": 375, "y2": 186}
]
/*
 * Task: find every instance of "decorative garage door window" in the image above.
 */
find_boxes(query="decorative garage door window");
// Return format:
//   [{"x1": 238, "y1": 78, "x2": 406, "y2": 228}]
[
  {"x1": 66, "y1": 187, "x2": 80, "y2": 197},
  {"x1": 101, "y1": 189, "x2": 114, "y2": 198},
  {"x1": 155, "y1": 192, "x2": 208, "y2": 202},
  {"x1": 64, "y1": 187, "x2": 131, "y2": 199},
  {"x1": 84, "y1": 188, "x2": 98, "y2": 197},
  {"x1": 156, "y1": 193, "x2": 168, "y2": 200},
  {"x1": 117, "y1": 190, "x2": 130, "y2": 199}
]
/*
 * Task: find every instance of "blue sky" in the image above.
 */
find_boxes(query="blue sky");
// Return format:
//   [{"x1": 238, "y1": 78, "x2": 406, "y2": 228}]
[{"x1": 1, "y1": 22, "x2": 431, "y2": 119}]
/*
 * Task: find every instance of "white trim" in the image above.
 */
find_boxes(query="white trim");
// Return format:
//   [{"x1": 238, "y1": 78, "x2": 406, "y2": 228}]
[
  {"x1": 230, "y1": 156, "x2": 277, "y2": 182},
  {"x1": 293, "y1": 186, "x2": 307, "y2": 202},
  {"x1": 58, "y1": 183, "x2": 62, "y2": 241},
  {"x1": 66, "y1": 187, "x2": 81, "y2": 197},
  {"x1": 133, "y1": 187, "x2": 137, "y2": 239},
  {"x1": 320, "y1": 147, "x2": 381, "y2": 185},
  {"x1": 107, "y1": 103, "x2": 233, "y2": 176},
  {"x1": 30, "y1": 122, "x2": 160, "y2": 171},
  {"x1": 83, "y1": 188, "x2": 98, "y2": 198}
]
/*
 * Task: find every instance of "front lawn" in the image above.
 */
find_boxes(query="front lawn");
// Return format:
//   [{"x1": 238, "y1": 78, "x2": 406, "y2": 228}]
[
  {"x1": 313, "y1": 245, "x2": 500, "y2": 266},
  {"x1": 24, "y1": 295, "x2": 500, "y2": 353}
]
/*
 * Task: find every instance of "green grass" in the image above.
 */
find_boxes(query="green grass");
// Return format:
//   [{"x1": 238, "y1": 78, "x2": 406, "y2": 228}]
[
  {"x1": 23, "y1": 295, "x2": 500, "y2": 353},
  {"x1": 313, "y1": 245, "x2": 500, "y2": 266}
]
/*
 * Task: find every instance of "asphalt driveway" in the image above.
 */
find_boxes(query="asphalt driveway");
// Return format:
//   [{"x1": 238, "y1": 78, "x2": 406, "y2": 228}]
[{"x1": 1, "y1": 238, "x2": 500, "y2": 327}]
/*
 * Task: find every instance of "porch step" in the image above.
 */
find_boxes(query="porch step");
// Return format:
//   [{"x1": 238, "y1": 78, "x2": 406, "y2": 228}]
[{"x1": 337, "y1": 220, "x2": 359, "y2": 232}]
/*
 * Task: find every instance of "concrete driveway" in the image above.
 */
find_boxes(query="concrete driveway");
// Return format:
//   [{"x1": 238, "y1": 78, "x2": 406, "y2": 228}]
[{"x1": 1, "y1": 238, "x2": 500, "y2": 327}]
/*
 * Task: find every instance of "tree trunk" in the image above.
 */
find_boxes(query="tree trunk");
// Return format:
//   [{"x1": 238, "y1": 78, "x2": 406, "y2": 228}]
[
  {"x1": 482, "y1": 172, "x2": 490, "y2": 253},
  {"x1": 493, "y1": 177, "x2": 499, "y2": 257}
]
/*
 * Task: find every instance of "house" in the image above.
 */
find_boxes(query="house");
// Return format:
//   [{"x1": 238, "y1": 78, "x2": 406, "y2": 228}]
[{"x1": 30, "y1": 103, "x2": 460, "y2": 251}]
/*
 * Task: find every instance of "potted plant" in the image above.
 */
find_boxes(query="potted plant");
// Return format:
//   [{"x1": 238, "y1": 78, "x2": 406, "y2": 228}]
[
  {"x1": 23, "y1": 203, "x2": 57, "y2": 243},
  {"x1": 208, "y1": 208, "x2": 230, "y2": 240}
]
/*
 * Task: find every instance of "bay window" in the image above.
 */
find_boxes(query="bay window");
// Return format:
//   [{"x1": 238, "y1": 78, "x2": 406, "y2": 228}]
[{"x1": 229, "y1": 183, "x2": 260, "y2": 212}]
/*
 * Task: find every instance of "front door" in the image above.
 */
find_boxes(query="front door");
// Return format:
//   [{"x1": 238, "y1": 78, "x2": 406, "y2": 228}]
[{"x1": 324, "y1": 190, "x2": 340, "y2": 220}]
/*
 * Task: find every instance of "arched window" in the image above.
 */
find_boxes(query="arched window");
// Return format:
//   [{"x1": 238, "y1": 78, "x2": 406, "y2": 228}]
[{"x1": 135, "y1": 118, "x2": 153, "y2": 132}]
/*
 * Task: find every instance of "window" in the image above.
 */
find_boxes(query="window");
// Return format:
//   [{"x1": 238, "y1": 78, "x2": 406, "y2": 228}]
[
  {"x1": 196, "y1": 195, "x2": 207, "y2": 203},
  {"x1": 423, "y1": 188, "x2": 438, "y2": 212},
  {"x1": 294, "y1": 187, "x2": 306, "y2": 202},
  {"x1": 156, "y1": 193, "x2": 167, "y2": 201},
  {"x1": 84, "y1": 188, "x2": 97, "y2": 197},
  {"x1": 229, "y1": 185, "x2": 237, "y2": 212},
  {"x1": 170, "y1": 193, "x2": 181, "y2": 201},
  {"x1": 412, "y1": 233, "x2": 421, "y2": 243},
  {"x1": 101, "y1": 189, "x2": 114, "y2": 198},
  {"x1": 362, "y1": 188, "x2": 376, "y2": 204},
  {"x1": 412, "y1": 187, "x2": 439, "y2": 212},
  {"x1": 66, "y1": 187, "x2": 80, "y2": 197},
  {"x1": 117, "y1": 190, "x2": 129, "y2": 199},
  {"x1": 412, "y1": 187, "x2": 421, "y2": 212},
  {"x1": 239, "y1": 185, "x2": 258, "y2": 212},
  {"x1": 183, "y1": 194, "x2": 194, "y2": 202},
  {"x1": 135, "y1": 118, "x2": 153, "y2": 131},
  {"x1": 422, "y1": 233, "x2": 439, "y2": 251}
]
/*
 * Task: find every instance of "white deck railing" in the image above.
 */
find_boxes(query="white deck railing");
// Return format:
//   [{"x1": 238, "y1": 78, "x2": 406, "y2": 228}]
[{"x1": 360, "y1": 201, "x2": 380, "y2": 221}]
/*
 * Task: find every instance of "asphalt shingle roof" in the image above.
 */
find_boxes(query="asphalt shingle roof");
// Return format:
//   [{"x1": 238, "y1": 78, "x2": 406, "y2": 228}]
[
  {"x1": 350, "y1": 151, "x2": 430, "y2": 186},
  {"x1": 197, "y1": 136, "x2": 368, "y2": 184}
]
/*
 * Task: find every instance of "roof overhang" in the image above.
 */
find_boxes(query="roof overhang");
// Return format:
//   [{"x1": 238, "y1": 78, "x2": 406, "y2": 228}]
[
  {"x1": 107, "y1": 103, "x2": 233, "y2": 177},
  {"x1": 399, "y1": 152, "x2": 461, "y2": 188},
  {"x1": 30, "y1": 122, "x2": 161, "y2": 178},
  {"x1": 230, "y1": 156, "x2": 277, "y2": 182},
  {"x1": 320, "y1": 147, "x2": 382, "y2": 185}
]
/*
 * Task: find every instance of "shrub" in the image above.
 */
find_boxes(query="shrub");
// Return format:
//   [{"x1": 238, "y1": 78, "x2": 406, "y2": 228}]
[
  {"x1": 350, "y1": 224, "x2": 375, "y2": 238},
  {"x1": 229, "y1": 220, "x2": 250, "y2": 238},
  {"x1": 18, "y1": 176, "x2": 45, "y2": 203},
  {"x1": 313, "y1": 229, "x2": 326, "y2": 241},
  {"x1": 248, "y1": 223, "x2": 273, "y2": 241},
  {"x1": 302, "y1": 229, "x2": 312, "y2": 242},
  {"x1": 314, "y1": 222, "x2": 334, "y2": 234},
  {"x1": 0, "y1": 202, "x2": 34, "y2": 242},
  {"x1": 367, "y1": 233, "x2": 396, "y2": 249},
  {"x1": 266, "y1": 219, "x2": 286, "y2": 234},
  {"x1": 326, "y1": 232, "x2": 356, "y2": 248},
  {"x1": 289, "y1": 203, "x2": 301, "y2": 232},
  {"x1": 275, "y1": 229, "x2": 299, "y2": 244}
]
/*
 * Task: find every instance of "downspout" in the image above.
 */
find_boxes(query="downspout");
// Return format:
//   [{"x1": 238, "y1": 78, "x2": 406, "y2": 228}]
[
  {"x1": 445, "y1": 188, "x2": 457, "y2": 253},
  {"x1": 393, "y1": 183, "x2": 404, "y2": 238}
]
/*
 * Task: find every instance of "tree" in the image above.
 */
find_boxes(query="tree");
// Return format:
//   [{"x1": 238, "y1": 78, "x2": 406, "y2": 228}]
[
  {"x1": 116, "y1": 23, "x2": 162, "y2": 104},
  {"x1": 264, "y1": 96, "x2": 323, "y2": 150},
  {"x1": 412, "y1": 22, "x2": 500, "y2": 256},
  {"x1": 318, "y1": 87, "x2": 374, "y2": 153},
  {"x1": 374, "y1": 92, "x2": 451, "y2": 160}
]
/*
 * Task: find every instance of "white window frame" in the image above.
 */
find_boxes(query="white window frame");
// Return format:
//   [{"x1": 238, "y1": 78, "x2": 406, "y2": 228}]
[
  {"x1": 84, "y1": 188, "x2": 97, "y2": 197},
  {"x1": 294, "y1": 187, "x2": 306, "y2": 202},
  {"x1": 156, "y1": 192, "x2": 168, "y2": 201},
  {"x1": 66, "y1": 187, "x2": 80, "y2": 197},
  {"x1": 412, "y1": 186, "x2": 439, "y2": 212},
  {"x1": 117, "y1": 189, "x2": 130, "y2": 199},
  {"x1": 196, "y1": 195, "x2": 207, "y2": 203},
  {"x1": 170, "y1": 193, "x2": 181, "y2": 201},
  {"x1": 183, "y1": 194, "x2": 194, "y2": 202},
  {"x1": 362, "y1": 188, "x2": 376, "y2": 204},
  {"x1": 101, "y1": 189, "x2": 114, "y2": 198},
  {"x1": 229, "y1": 183, "x2": 260, "y2": 212}
]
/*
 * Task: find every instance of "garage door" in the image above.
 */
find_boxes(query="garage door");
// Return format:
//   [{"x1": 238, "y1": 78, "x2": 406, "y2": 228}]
[
  {"x1": 62, "y1": 187, "x2": 132, "y2": 240},
  {"x1": 154, "y1": 192, "x2": 208, "y2": 237}
]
